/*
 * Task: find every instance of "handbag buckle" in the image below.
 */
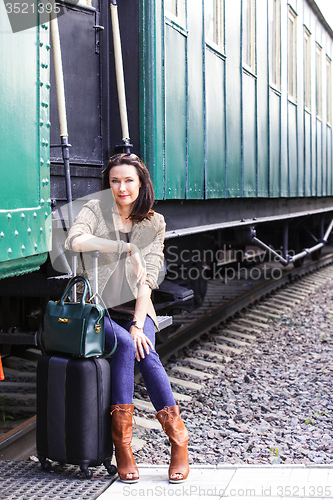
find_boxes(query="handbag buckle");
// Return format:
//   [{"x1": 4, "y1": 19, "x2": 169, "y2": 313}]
[
  {"x1": 95, "y1": 324, "x2": 101, "y2": 333},
  {"x1": 58, "y1": 318, "x2": 69, "y2": 323}
]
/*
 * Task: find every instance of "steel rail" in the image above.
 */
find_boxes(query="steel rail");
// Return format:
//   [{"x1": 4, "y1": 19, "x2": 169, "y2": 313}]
[{"x1": 0, "y1": 416, "x2": 36, "y2": 460}]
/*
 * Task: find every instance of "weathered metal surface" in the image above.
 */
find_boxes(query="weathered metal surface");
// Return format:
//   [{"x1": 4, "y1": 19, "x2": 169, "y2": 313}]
[
  {"x1": 257, "y1": 3, "x2": 269, "y2": 197},
  {"x1": 269, "y1": 90, "x2": 281, "y2": 197},
  {"x1": 187, "y1": 0, "x2": 205, "y2": 200},
  {"x1": 139, "y1": 0, "x2": 333, "y2": 203},
  {"x1": 50, "y1": 6, "x2": 102, "y2": 166},
  {"x1": 205, "y1": 50, "x2": 226, "y2": 199},
  {"x1": 165, "y1": 22, "x2": 187, "y2": 199},
  {"x1": 0, "y1": 5, "x2": 51, "y2": 278},
  {"x1": 242, "y1": 72, "x2": 257, "y2": 197}
]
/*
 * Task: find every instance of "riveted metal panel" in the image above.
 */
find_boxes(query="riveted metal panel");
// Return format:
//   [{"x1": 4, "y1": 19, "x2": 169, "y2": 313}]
[
  {"x1": 243, "y1": 72, "x2": 257, "y2": 197},
  {"x1": 269, "y1": 90, "x2": 281, "y2": 197},
  {"x1": 0, "y1": 5, "x2": 51, "y2": 278},
  {"x1": 187, "y1": 0, "x2": 205, "y2": 200},
  {"x1": 164, "y1": 23, "x2": 187, "y2": 199},
  {"x1": 205, "y1": 49, "x2": 225, "y2": 199},
  {"x1": 288, "y1": 102, "x2": 298, "y2": 196}
]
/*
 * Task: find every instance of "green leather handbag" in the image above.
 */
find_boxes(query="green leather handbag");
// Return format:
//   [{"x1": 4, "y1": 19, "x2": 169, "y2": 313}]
[{"x1": 44, "y1": 275, "x2": 107, "y2": 357}]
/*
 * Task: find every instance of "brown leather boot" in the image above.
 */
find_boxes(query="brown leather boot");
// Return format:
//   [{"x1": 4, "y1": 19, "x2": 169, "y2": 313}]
[
  {"x1": 110, "y1": 404, "x2": 139, "y2": 483},
  {"x1": 156, "y1": 405, "x2": 189, "y2": 483}
]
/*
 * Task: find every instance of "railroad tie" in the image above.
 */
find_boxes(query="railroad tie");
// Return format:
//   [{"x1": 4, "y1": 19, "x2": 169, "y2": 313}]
[
  {"x1": 167, "y1": 376, "x2": 204, "y2": 391},
  {"x1": 220, "y1": 329, "x2": 256, "y2": 341},
  {"x1": 182, "y1": 357, "x2": 224, "y2": 372},
  {"x1": 202, "y1": 341, "x2": 241, "y2": 355},
  {"x1": 215, "y1": 335, "x2": 247, "y2": 347},
  {"x1": 170, "y1": 365, "x2": 214, "y2": 379},
  {"x1": 198, "y1": 349, "x2": 232, "y2": 363}
]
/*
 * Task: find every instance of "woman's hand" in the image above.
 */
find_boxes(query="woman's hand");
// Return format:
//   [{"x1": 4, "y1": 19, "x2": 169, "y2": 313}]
[
  {"x1": 130, "y1": 325, "x2": 154, "y2": 361},
  {"x1": 129, "y1": 244, "x2": 147, "y2": 285}
]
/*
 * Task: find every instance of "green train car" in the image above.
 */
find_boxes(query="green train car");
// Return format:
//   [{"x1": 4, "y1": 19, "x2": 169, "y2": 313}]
[
  {"x1": 140, "y1": 0, "x2": 333, "y2": 226},
  {"x1": 1, "y1": 0, "x2": 333, "y2": 346},
  {"x1": 0, "y1": 5, "x2": 52, "y2": 280}
]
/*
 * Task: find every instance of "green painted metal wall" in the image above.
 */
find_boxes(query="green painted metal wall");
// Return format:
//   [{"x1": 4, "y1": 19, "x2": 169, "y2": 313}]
[
  {"x1": 0, "y1": 5, "x2": 51, "y2": 278},
  {"x1": 140, "y1": 0, "x2": 333, "y2": 201}
]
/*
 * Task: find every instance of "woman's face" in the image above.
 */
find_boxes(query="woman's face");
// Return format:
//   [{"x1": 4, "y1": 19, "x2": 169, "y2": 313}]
[{"x1": 109, "y1": 164, "x2": 141, "y2": 211}]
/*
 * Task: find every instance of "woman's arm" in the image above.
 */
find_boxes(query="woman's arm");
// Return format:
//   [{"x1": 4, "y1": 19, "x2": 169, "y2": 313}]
[
  {"x1": 72, "y1": 235, "x2": 147, "y2": 285},
  {"x1": 144, "y1": 216, "x2": 166, "y2": 289},
  {"x1": 130, "y1": 283, "x2": 154, "y2": 361},
  {"x1": 72, "y1": 233, "x2": 122, "y2": 253},
  {"x1": 129, "y1": 215, "x2": 166, "y2": 360}
]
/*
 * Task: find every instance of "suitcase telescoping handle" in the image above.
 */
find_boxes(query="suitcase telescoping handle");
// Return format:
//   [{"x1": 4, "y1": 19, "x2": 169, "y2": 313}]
[
  {"x1": 69, "y1": 251, "x2": 117, "y2": 357},
  {"x1": 70, "y1": 251, "x2": 100, "y2": 302}
]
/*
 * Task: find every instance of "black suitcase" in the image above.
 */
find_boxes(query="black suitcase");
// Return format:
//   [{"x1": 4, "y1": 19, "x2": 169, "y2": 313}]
[{"x1": 36, "y1": 354, "x2": 116, "y2": 479}]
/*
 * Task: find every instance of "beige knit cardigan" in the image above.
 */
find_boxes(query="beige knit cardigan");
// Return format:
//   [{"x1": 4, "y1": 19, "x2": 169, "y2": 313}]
[{"x1": 64, "y1": 199, "x2": 166, "y2": 328}]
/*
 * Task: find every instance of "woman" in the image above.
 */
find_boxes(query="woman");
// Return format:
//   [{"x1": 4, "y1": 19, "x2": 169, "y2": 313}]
[{"x1": 65, "y1": 153, "x2": 189, "y2": 484}]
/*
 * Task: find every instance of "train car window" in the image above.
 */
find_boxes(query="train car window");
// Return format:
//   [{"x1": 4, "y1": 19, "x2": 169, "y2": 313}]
[
  {"x1": 269, "y1": 0, "x2": 281, "y2": 89},
  {"x1": 205, "y1": 0, "x2": 223, "y2": 51},
  {"x1": 165, "y1": 0, "x2": 185, "y2": 26},
  {"x1": 243, "y1": 0, "x2": 256, "y2": 72},
  {"x1": 288, "y1": 8, "x2": 297, "y2": 101},
  {"x1": 327, "y1": 56, "x2": 332, "y2": 125},
  {"x1": 316, "y1": 43, "x2": 322, "y2": 119},
  {"x1": 304, "y1": 28, "x2": 311, "y2": 111}
]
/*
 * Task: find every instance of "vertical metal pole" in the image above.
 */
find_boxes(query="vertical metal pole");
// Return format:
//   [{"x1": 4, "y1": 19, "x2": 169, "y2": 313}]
[
  {"x1": 110, "y1": 1, "x2": 131, "y2": 152},
  {"x1": 92, "y1": 251, "x2": 99, "y2": 303},
  {"x1": 50, "y1": 13, "x2": 74, "y2": 227},
  {"x1": 72, "y1": 254, "x2": 77, "y2": 302}
]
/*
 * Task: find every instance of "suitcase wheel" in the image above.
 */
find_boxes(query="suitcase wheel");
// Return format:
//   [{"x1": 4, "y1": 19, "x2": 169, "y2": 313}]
[
  {"x1": 38, "y1": 454, "x2": 52, "y2": 472},
  {"x1": 80, "y1": 465, "x2": 93, "y2": 479},
  {"x1": 104, "y1": 459, "x2": 117, "y2": 476}
]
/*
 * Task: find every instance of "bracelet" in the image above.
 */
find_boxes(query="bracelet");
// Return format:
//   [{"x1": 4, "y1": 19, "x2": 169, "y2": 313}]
[
  {"x1": 132, "y1": 319, "x2": 144, "y2": 329},
  {"x1": 118, "y1": 240, "x2": 125, "y2": 255},
  {"x1": 128, "y1": 243, "x2": 132, "y2": 256},
  {"x1": 145, "y1": 280, "x2": 152, "y2": 290}
]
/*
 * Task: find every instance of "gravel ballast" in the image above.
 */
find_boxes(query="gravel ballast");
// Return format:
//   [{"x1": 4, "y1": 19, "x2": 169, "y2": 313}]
[{"x1": 133, "y1": 281, "x2": 333, "y2": 466}]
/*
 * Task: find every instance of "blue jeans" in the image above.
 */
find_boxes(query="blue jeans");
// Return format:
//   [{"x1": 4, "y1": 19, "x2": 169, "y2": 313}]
[{"x1": 105, "y1": 315, "x2": 176, "y2": 412}]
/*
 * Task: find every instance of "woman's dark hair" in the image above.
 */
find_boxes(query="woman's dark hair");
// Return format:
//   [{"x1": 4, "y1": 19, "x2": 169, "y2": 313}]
[{"x1": 100, "y1": 153, "x2": 155, "y2": 222}]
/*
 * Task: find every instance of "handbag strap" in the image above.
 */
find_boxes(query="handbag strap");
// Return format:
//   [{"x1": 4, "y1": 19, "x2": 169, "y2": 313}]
[
  {"x1": 59, "y1": 275, "x2": 92, "y2": 307},
  {"x1": 77, "y1": 254, "x2": 117, "y2": 358},
  {"x1": 91, "y1": 293, "x2": 118, "y2": 359}
]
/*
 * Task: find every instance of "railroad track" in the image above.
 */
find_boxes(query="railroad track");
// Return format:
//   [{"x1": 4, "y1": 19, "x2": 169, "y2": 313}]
[{"x1": 1, "y1": 251, "x2": 333, "y2": 460}]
